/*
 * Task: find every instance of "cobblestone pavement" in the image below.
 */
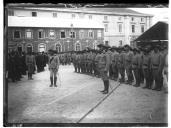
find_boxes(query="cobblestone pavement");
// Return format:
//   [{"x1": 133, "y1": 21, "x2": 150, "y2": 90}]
[{"x1": 7, "y1": 65, "x2": 167, "y2": 124}]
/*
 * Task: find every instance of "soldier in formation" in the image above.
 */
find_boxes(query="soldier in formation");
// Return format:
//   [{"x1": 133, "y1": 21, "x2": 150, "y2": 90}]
[{"x1": 72, "y1": 42, "x2": 168, "y2": 93}]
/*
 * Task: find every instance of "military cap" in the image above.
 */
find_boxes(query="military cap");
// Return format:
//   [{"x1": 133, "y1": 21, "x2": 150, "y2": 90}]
[{"x1": 123, "y1": 44, "x2": 130, "y2": 48}]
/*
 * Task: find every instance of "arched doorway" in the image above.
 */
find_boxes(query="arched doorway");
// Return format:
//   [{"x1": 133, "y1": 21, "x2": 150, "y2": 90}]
[
  {"x1": 56, "y1": 44, "x2": 61, "y2": 53},
  {"x1": 26, "y1": 44, "x2": 33, "y2": 53},
  {"x1": 75, "y1": 43, "x2": 81, "y2": 51},
  {"x1": 38, "y1": 43, "x2": 46, "y2": 52}
]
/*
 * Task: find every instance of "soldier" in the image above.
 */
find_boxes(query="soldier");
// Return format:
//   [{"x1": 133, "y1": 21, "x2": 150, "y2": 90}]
[
  {"x1": 106, "y1": 47, "x2": 113, "y2": 79},
  {"x1": 111, "y1": 46, "x2": 119, "y2": 81},
  {"x1": 150, "y1": 45, "x2": 162, "y2": 91},
  {"x1": 92, "y1": 49, "x2": 97, "y2": 76},
  {"x1": 98, "y1": 44, "x2": 110, "y2": 94},
  {"x1": 124, "y1": 45, "x2": 134, "y2": 85},
  {"x1": 117, "y1": 47, "x2": 125, "y2": 83},
  {"x1": 77, "y1": 51, "x2": 81, "y2": 73},
  {"x1": 142, "y1": 46, "x2": 152, "y2": 89},
  {"x1": 48, "y1": 49, "x2": 60, "y2": 87},
  {"x1": 26, "y1": 49, "x2": 36, "y2": 80},
  {"x1": 132, "y1": 48, "x2": 141, "y2": 87},
  {"x1": 94, "y1": 50, "x2": 101, "y2": 77}
]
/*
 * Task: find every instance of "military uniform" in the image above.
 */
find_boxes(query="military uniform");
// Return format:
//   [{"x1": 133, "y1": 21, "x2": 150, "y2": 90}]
[
  {"x1": 132, "y1": 49, "x2": 141, "y2": 87},
  {"x1": 111, "y1": 48, "x2": 119, "y2": 81},
  {"x1": 124, "y1": 46, "x2": 134, "y2": 85},
  {"x1": 94, "y1": 52, "x2": 101, "y2": 77},
  {"x1": 117, "y1": 48, "x2": 125, "y2": 83},
  {"x1": 150, "y1": 46, "x2": 162, "y2": 90}
]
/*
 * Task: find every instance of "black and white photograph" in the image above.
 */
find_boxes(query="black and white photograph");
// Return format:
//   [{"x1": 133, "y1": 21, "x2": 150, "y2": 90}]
[{"x1": 3, "y1": 3, "x2": 168, "y2": 127}]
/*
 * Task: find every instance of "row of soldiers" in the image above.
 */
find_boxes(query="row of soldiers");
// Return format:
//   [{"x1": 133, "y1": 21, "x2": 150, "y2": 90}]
[
  {"x1": 58, "y1": 52, "x2": 72, "y2": 65},
  {"x1": 72, "y1": 43, "x2": 168, "y2": 93},
  {"x1": 7, "y1": 51, "x2": 49, "y2": 82}
]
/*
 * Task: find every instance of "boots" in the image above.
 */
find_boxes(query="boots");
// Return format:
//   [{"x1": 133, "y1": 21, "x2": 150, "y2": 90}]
[
  {"x1": 30, "y1": 74, "x2": 33, "y2": 80},
  {"x1": 54, "y1": 77, "x2": 57, "y2": 87},
  {"x1": 100, "y1": 80, "x2": 106, "y2": 92},
  {"x1": 50, "y1": 77, "x2": 53, "y2": 87},
  {"x1": 103, "y1": 80, "x2": 109, "y2": 94}
]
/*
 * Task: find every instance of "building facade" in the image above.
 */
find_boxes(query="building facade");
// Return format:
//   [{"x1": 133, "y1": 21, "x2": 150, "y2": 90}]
[{"x1": 7, "y1": 7, "x2": 153, "y2": 52}]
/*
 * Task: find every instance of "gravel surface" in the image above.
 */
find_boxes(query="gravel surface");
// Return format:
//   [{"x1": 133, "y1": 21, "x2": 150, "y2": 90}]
[{"x1": 7, "y1": 65, "x2": 168, "y2": 123}]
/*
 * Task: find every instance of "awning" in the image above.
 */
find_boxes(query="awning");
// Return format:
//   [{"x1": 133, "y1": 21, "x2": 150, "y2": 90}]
[{"x1": 134, "y1": 21, "x2": 168, "y2": 42}]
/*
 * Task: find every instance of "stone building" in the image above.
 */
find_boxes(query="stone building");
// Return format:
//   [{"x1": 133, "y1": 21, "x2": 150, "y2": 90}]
[{"x1": 7, "y1": 6, "x2": 153, "y2": 52}]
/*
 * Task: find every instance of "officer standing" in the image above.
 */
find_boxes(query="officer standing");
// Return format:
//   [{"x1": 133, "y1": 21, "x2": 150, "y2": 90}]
[
  {"x1": 48, "y1": 49, "x2": 60, "y2": 87},
  {"x1": 98, "y1": 44, "x2": 110, "y2": 94},
  {"x1": 26, "y1": 49, "x2": 36, "y2": 80}
]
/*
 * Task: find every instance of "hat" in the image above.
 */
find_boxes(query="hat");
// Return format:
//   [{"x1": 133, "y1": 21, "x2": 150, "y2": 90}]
[{"x1": 97, "y1": 44, "x2": 105, "y2": 48}]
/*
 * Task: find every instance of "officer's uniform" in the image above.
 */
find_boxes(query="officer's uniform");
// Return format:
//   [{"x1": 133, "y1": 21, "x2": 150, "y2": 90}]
[
  {"x1": 98, "y1": 44, "x2": 110, "y2": 94},
  {"x1": 48, "y1": 50, "x2": 60, "y2": 87}
]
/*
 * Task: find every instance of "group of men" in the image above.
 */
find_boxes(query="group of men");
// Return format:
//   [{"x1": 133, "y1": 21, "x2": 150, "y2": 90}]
[
  {"x1": 7, "y1": 50, "x2": 49, "y2": 82},
  {"x1": 72, "y1": 43, "x2": 168, "y2": 94}
]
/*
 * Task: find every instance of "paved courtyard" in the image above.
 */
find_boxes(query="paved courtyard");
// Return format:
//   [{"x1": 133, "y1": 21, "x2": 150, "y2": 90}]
[{"x1": 7, "y1": 65, "x2": 167, "y2": 124}]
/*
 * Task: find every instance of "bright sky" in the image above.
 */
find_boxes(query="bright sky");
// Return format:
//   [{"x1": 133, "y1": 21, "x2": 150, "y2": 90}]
[{"x1": 130, "y1": 8, "x2": 169, "y2": 25}]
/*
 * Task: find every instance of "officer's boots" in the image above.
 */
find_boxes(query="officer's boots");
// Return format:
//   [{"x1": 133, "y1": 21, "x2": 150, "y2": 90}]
[
  {"x1": 54, "y1": 77, "x2": 57, "y2": 87},
  {"x1": 50, "y1": 77, "x2": 53, "y2": 87},
  {"x1": 100, "y1": 80, "x2": 106, "y2": 92},
  {"x1": 103, "y1": 80, "x2": 109, "y2": 94}
]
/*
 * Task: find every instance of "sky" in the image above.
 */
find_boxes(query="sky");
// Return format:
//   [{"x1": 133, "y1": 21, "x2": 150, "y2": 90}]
[{"x1": 130, "y1": 8, "x2": 169, "y2": 25}]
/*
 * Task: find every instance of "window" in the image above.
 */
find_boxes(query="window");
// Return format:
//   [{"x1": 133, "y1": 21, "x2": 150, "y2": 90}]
[
  {"x1": 53, "y1": 12, "x2": 57, "y2": 17},
  {"x1": 8, "y1": 10, "x2": 14, "y2": 16},
  {"x1": 39, "y1": 44, "x2": 46, "y2": 52},
  {"x1": 97, "y1": 30, "x2": 102, "y2": 38},
  {"x1": 38, "y1": 30, "x2": 44, "y2": 39},
  {"x1": 32, "y1": 12, "x2": 37, "y2": 17},
  {"x1": 141, "y1": 17, "x2": 144, "y2": 22},
  {"x1": 14, "y1": 30, "x2": 21, "y2": 39},
  {"x1": 104, "y1": 16, "x2": 108, "y2": 20},
  {"x1": 49, "y1": 30, "x2": 55, "y2": 38},
  {"x1": 56, "y1": 44, "x2": 61, "y2": 53},
  {"x1": 131, "y1": 25, "x2": 135, "y2": 33},
  {"x1": 70, "y1": 31, "x2": 76, "y2": 38},
  {"x1": 118, "y1": 17, "x2": 122, "y2": 20},
  {"x1": 79, "y1": 30, "x2": 84, "y2": 39},
  {"x1": 61, "y1": 31, "x2": 65, "y2": 38},
  {"x1": 72, "y1": 14, "x2": 75, "y2": 19},
  {"x1": 89, "y1": 15, "x2": 92, "y2": 19},
  {"x1": 79, "y1": 13, "x2": 84, "y2": 19},
  {"x1": 119, "y1": 40, "x2": 123, "y2": 46},
  {"x1": 26, "y1": 30, "x2": 32, "y2": 39},
  {"x1": 131, "y1": 17, "x2": 134, "y2": 21},
  {"x1": 105, "y1": 41, "x2": 109, "y2": 46},
  {"x1": 104, "y1": 24, "x2": 108, "y2": 32},
  {"x1": 88, "y1": 30, "x2": 93, "y2": 38},
  {"x1": 76, "y1": 43, "x2": 81, "y2": 51},
  {"x1": 141, "y1": 25, "x2": 145, "y2": 33},
  {"x1": 118, "y1": 23, "x2": 123, "y2": 33}
]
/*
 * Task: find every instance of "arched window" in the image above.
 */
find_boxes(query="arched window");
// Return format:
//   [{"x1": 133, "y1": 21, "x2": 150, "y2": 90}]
[
  {"x1": 27, "y1": 44, "x2": 33, "y2": 53},
  {"x1": 38, "y1": 43, "x2": 46, "y2": 52},
  {"x1": 75, "y1": 43, "x2": 81, "y2": 51},
  {"x1": 17, "y1": 45, "x2": 22, "y2": 52},
  {"x1": 56, "y1": 44, "x2": 61, "y2": 53}
]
